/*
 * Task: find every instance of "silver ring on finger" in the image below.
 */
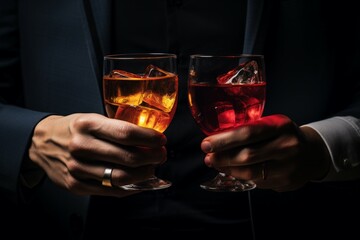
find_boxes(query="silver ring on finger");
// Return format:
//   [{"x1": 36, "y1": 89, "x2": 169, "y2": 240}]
[{"x1": 102, "y1": 168, "x2": 113, "y2": 187}]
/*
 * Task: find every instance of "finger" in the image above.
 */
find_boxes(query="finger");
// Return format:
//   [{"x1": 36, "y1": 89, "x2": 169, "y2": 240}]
[
  {"x1": 217, "y1": 160, "x2": 297, "y2": 185},
  {"x1": 58, "y1": 174, "x2": 140, "y2": 198},
  {"x1": 108, "y1": 165, "x2": 156, "y2": 187},
  {"x1": 205, "y1": 134, "x2": 299, "y2": 167},
  {"x1": 204, "y1": 146, "x2": 266, "y2": 168},
  {"x1": 98, "y1": 118, "x2": 167, "y2": 147},
  {"x1": 65, "y1": 159, "x2": 156, "y2": 186},
  {"x1": 72, "y1": 114, "x2": 167, "y2": 148},
  {"x1": 69, "y1": 135, "x2": 167, "y2": 166},
  {"x1": 201, "y1": 114, "x2": 294, "y2": 153},
  {"x1": 216, "y1": 162, "x2": 265, "y2": 181}
]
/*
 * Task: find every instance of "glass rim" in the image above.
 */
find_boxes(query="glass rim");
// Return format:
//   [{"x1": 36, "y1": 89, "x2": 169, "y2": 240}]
[
  {"x1": 104, "y1": 53, "x2": 177, "y2": 60},
  {"x1": 189, "y1": 54, "x2": 264, "y2": 58}
]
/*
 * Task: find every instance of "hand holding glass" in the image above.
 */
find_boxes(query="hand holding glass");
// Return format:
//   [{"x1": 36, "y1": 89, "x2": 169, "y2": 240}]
[
  {"x1": 188, "y1": 54, "x2": 266, "y2": 192},
  {"x1": 103, "y1": 53, "x2": 178, "y2": 190}
]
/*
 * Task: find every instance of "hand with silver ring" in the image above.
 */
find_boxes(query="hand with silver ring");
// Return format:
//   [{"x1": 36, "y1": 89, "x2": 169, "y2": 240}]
[{"x1": 28, "y1": 113, "x2": 167, "y2": 197}]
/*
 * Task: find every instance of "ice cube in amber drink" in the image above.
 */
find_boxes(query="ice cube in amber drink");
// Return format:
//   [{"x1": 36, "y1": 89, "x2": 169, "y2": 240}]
[{"x1": 103, "y1": 65, "x2": 178, "y2": 133}]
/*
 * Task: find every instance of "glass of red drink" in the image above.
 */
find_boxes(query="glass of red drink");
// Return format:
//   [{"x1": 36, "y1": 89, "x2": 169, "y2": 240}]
[{"x1": 188, "y1": 54, "x2": 266, "y2": 192}]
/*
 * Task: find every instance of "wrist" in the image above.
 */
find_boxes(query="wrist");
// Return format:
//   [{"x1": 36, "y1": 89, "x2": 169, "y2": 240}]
[{"x1": 299, "y1": 126, "x2": 331, "y2": 181}]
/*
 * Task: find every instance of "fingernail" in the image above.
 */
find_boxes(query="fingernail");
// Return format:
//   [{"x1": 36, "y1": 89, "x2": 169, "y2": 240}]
[
  {"x1": 201, "y1": 141, "x2": 213, "y2": 153},
  {"x1": 204, "y1": 154, "x2": 212, "y2": 167}
]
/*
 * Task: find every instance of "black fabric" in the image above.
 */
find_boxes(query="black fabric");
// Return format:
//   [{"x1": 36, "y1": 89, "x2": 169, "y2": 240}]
[{"x1": 85, "y1": 192, "x2": 254, "y2": 239}]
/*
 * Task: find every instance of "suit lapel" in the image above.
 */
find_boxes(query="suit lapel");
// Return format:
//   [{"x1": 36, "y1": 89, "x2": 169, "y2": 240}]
[
  {"x1": 81, "y1": 0, "x2": 267, "y2": 70},
  {"x1": 243, "y1": 0, "x2": 266, "y2": 54},
  {"x1": 80, "y1": 0, "x2": 112, "y2": 83},
  {"x1": 87, "y1": 0, "x2": 113, "y2": 54}
]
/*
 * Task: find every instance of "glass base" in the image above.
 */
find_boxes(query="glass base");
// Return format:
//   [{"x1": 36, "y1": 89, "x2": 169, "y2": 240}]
[
  {"x1": 200, "y1": 172, "x2": 256, "y2": 192},
  {"x1": 119, "y1": 176, "x2": 172, "y2": 191}
]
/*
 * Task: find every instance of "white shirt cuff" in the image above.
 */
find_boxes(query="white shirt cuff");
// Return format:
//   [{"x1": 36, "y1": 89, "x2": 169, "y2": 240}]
[{"x1": 303, "y1": 116, "x2": 360, "y2": 181}]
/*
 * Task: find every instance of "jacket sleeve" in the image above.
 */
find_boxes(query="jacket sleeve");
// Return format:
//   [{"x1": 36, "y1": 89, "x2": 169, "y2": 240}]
[
  {"x1": 0, "y1": 0, "x2": 50, "y2": 202},
  {"x1": 0, "y1": 104, "x2": 50, "y2": 202}
]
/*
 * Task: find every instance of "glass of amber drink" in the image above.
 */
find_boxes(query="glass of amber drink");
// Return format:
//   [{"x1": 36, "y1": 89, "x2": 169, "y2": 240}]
[{"x1": 103, "y1": 53, "x2": 178, "y2": 190}]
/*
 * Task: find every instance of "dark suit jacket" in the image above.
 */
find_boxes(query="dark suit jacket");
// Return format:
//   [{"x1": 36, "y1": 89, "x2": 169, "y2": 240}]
[{"x1": 1, "y1": 0, "x2": 359, "y2": 239}]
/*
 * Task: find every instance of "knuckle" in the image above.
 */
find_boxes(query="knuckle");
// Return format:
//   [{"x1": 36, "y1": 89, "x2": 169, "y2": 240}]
[
  {"x1": 68, "y1": 136, "x2": 84, "y2": 153},
  {"x1": 283, "y1": 136, "x2": 301, "y2": 155},
  {"x1": 68, "y1": 135, "x2": 95, "y2": 155},
  {"x1": 72, "y1": 115, "x2": 89, "y2": 130},
  {"x1": 66, "y1": 160, "x2": 82, "y2": 175},
  {"x1": 239, "y1": 126, "x2": 252, "y2": 141},
  {"x1": 117, "y1": 124, "x2": 135, "y2": 139},
  {"x1": 238, "y1": 148, "x2": 252, "y2": 163},
  {"x1": 71, "y1": 114, "x2": 98, "y2": 132},
  {"x1": 275, "y1": 114, "x2": 290, "y2": 122},
  {"x1": 122, "y1": 151, "x2": 138, "y2": 167}
]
